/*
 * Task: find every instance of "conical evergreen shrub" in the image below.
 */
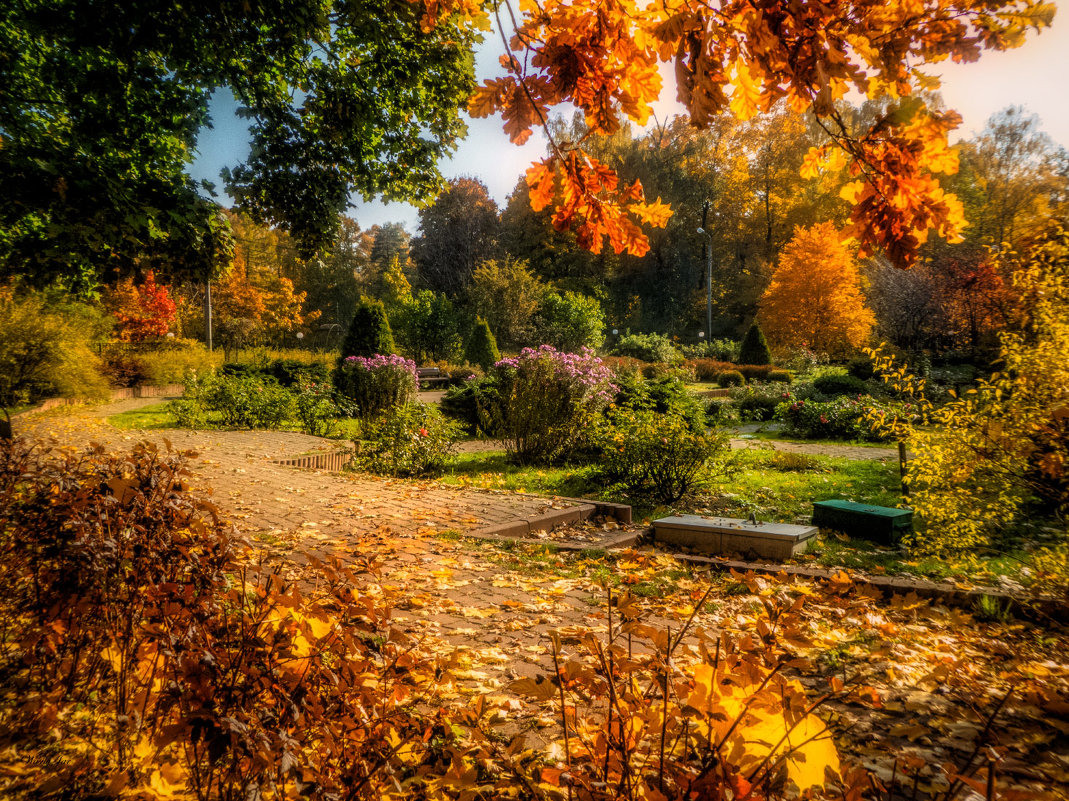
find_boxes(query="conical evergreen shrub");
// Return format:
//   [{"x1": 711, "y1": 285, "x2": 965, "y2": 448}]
[
  {"x1": 738, "y1": 322, "x2": 772, "y2": 365},
  {"x1": 339, "y1": 298, "x2": 395, "y2": 362},
  {"x1": 465, "y1": 317, "x2": 500, "y2": 372}
]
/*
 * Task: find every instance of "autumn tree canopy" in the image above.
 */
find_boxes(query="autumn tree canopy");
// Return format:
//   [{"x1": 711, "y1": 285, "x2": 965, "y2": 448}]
[
  {"x1": 759, "y1": 223, "x2": 874, "y2": 357},
  {"x1": 445, "y1": 0, "x2": 1056, "y2": 267}
]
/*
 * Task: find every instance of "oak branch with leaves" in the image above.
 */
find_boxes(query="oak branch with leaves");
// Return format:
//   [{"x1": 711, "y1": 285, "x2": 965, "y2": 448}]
[{"x1": 427, "y1": 0, "x2": 1054, "y2": 266}]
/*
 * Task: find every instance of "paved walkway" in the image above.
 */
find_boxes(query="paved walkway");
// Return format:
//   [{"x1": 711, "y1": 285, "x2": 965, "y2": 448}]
[{"x1": 16, "y1": 400, "x2": 597, "y2": 557}]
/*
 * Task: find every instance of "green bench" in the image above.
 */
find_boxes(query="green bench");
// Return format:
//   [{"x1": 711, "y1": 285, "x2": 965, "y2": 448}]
[{"x1": 811, "y1": 500, "x2": 912, "y2": 545}]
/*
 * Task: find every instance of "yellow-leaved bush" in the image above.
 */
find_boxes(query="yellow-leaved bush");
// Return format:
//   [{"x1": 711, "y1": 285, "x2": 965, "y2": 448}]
[{"x1": 866, "y1": 222, "x2": 1069, "y2": 576}]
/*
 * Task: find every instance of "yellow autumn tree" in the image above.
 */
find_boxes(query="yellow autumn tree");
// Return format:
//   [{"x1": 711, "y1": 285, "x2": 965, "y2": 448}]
[{"x1": 759, "y1": 223, "x2": 875, "y2": 358}]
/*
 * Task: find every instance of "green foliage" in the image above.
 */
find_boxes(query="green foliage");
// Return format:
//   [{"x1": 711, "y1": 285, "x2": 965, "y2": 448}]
[
  {"x1": 0, "y1": 1, "x2": 481, "y2": 287},
  {"x1": 532, "y1": 290, "x2": 606, "y2": 351},
  {"x1": 717, "y1": 370, "x2": 745, "y2": 387},
  {"x1": 736, "y1": 384, "x2": 794, "y2": 422},
  {"x1": 390, "y1": 290, "x2": 463, "y2": 363},
  {"x1": 776, "y1": 395, "x2": 893, "y2": 441},
  {"x1": 168, "y1": 371, "x2": 294, "y2": 429},
  {"x1": 681, "y1": 338, "x2": 739, "y2": 361},
  {"x1": 612, "y1": 373, "x2": 707, "y2": 432},
  {"x1": 464, "y1": 317, "x2": 501, "y2": 372},
  {"x1": 598, "y1": 408, "x2": 728, "y2": 503},
  {"x1": 768, "y1": 369, "x2": 793, "y2": 383},
  {"x1": 739, "y1": 322, "x2": 773, "y2": 365},
  {"x1": 354, "y1": 402, "x2": 460, "y2": 478},
  {"x1": 846, "y1": 356, "x2": 875, "y2": 381},
  {"x1": 611, "y1": 332, "x2": 681, "y2": 364},
  {"x1": 338, "y1": 298, "x2": 396, "y2": 363},
  {"x1": 207, "y1": 374, "x2": 294, "y2": 429},
  {"x1": 334, "y1": 354, "x2": 417, "y2": 420},
  {"x1": 0, "y1": 291, "x2": 110, "y2": 406},
  {"x1": 467, "y1": 256, "x2": 547, "y2": 350},
  {"x1": 813, "y1": 373, "x2": 870, "y2": 397},
  {"x1": 440, "y1": 376, "x2": 502, "y2": 436},
  {"x1": 294, "y1": 381, "x2": 349, "y2": 437},
  {"x1": 266, "y1": 359, "x2": 330, "y2": 388}
]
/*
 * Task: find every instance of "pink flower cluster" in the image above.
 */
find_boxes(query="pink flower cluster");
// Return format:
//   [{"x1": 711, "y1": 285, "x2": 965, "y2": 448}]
[
  {"x1": 495, "y1": 345, "x2": 616, "y2": 405},
  {"x1": 344, "y1": 353, "x2": 418, "y2": 382}
]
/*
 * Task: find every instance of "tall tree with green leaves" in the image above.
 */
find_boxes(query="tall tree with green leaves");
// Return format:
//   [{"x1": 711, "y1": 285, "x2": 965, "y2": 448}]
[
  {"x1": 0, "y1": 1, "x2": 480, "y2": 289},
  {"x1": 411, "y1": 177, "x2": 502, "y2": 297}
]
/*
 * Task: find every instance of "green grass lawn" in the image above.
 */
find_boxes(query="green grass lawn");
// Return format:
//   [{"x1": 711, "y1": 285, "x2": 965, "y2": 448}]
[
  {"x1": 107, "y1": 402, "x2": 363, "y2": 439},
  {"x1": 439, "y1": 446, "x2": 900, "y2": 522},
  {"x1": 108, "y1": 402, "x2": 177, "y2": 430}
]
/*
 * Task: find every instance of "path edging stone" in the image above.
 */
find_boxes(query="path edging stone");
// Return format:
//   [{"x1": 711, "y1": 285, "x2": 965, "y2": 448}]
[{"x1": 660, "y1": 547, "x2": 1062, "y2": 618}]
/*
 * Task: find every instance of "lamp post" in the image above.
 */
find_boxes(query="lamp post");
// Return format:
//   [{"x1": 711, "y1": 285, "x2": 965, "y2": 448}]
[{"x1": 696, "y1": 227, "x2": 713, "y2": 343}]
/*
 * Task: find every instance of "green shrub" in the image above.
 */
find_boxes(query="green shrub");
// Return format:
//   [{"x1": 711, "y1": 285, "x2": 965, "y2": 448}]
[
  {"x1": 207, "y1": 374, "x2": 294, "y2": 429},
  {"x1": 0, "y1": 292, "x2": 110, "y2": 406},
  {"x1": 294, "y1": 380, "x2": 349, "y2": 437},
  {"x1": 641, "y1": 362, "x2": 694, "y2": 382},
  {"x1": 354, "y1": 402, "x2": 460, "y2": 477},
  {"x1": 168, "y1": 372, "x2": 295, "y2": 429},
  {"x1": 681, "y1": 338, "x2": 738, "y2": 362},
  {"x1": 339, "y1": 297, "x2": 395, "y2": 362},
  {"x1": 598, "y1": 408, "x2": 727, "y2": 503},
  {"x1": 220, "y1": 362, "x2": 266, "y2": 380},
  {"x1": 334, "y1": 354, "x2": 418, "y2": 419},
  {"x1": 167, "y1": 371, "x2": 213, "y2": 427},
  {"x1": 812, "y1": 373, "x2": 869, "y2": 397},
  {"x1": 532, "y1": 290, "x2": 605, "y2": 352},
  {"x1": 613, "y1": 373, "x2": 707, "y2": 432},
  {"x1": 846, "y1": 356, "x2": 875, "y2": 381},
  {"x1": 717, "y1": 370, "x2": 744, "y2": 387},
  {"x1": 440, "y1": 376, "x2": 501, "y2": 435},
  {"x1": 768, "y1": 369, "x2": 793, "y2": 383},
  {"x1": 464, "y1": 317, "x2": 500, "y2": 372},
  {"x1": 736, "y1": 384, "x2": 793, "y2": 422},
  {"x1": 775, "y1": 396, "x2": 894, "y2": 440},
  {"x1": 705, "y1": 398, "x2": 739, "y2": 426},
  {"x1": 738, "y1": 322, "x2": 772, "y2": 366},
  {"x1": 611, "y1": 332, "x2": 680, "y2": 364},
  {"x1": 267, "y1": 359, "x2": 330, "y2": 388}
]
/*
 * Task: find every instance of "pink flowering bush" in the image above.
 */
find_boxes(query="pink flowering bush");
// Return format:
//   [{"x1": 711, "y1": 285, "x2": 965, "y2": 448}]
[
  {"x1": 334, "y1": 353, "x2": 418, "y2": 419},
  {"x1": 489, "y1": 346, "x2": 616, "y2": 464}
]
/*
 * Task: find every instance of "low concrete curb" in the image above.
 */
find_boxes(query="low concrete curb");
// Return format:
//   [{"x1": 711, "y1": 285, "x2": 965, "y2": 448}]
[
  {"x1": 661, "y1": 548, "x2": 1062, "y2": 619},
  {"x1": 472, "y1": 502, "x2": 598, "y2": 540}
]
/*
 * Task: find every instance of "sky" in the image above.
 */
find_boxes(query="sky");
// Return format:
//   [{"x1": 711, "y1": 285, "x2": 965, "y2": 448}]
[{"x1": 189, "y1": 13, "x2": 1069, "y2": 233}]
